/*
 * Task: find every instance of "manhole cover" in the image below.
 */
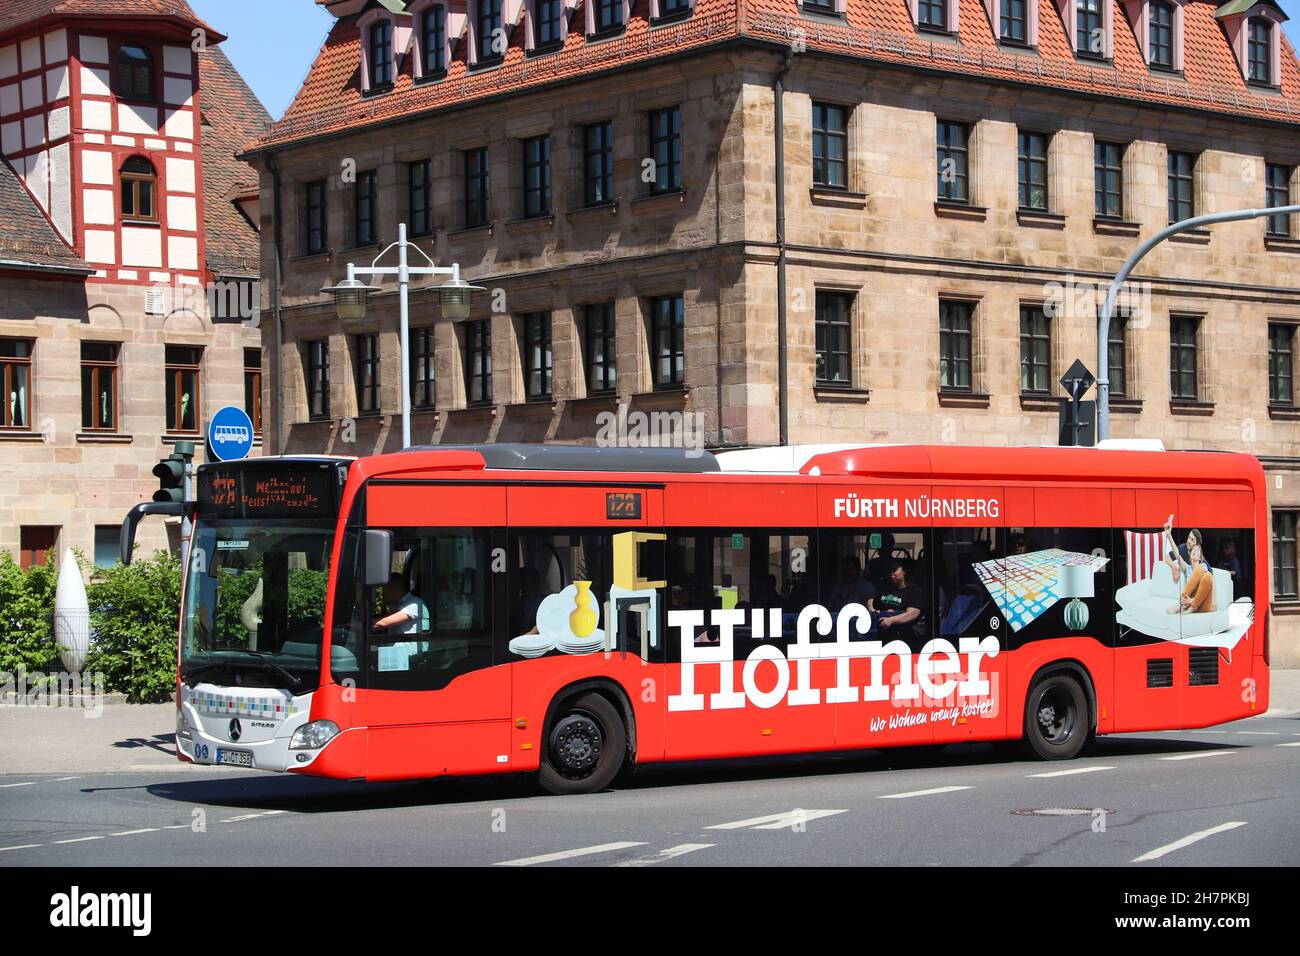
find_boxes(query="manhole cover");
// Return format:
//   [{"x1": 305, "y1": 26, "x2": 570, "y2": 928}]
[{"x1": 1011, "y1": 807, "x2": 1115, "y2": 817}]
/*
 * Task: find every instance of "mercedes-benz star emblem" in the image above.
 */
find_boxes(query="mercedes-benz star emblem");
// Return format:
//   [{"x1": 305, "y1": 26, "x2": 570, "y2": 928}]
[{"x1": 228, "y1": 718, "x2": 242, "y2": 742}]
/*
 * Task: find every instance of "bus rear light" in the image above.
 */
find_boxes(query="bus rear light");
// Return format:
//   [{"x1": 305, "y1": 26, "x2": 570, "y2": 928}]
[{"x1": 290, "y1": 720, "x2": 340, "y2": 750}]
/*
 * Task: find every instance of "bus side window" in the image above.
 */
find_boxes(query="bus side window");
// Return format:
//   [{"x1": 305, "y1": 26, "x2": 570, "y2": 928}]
[{"x1": 365, "y1": 528, "x2": 494, "y2": 691}]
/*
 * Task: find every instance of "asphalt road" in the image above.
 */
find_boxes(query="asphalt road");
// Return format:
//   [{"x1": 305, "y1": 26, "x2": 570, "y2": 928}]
[{"x1": 2, "y1": 715, "x2": 1297, "y2": 867}]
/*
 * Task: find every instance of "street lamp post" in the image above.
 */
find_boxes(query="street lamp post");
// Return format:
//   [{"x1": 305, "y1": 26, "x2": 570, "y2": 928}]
[
  {"x1": 322, "y1": 223, "x2": 484, "y2": 449},
  {"x1": 1097, "y1": 203, "x2": 1300, "y2": 442}
]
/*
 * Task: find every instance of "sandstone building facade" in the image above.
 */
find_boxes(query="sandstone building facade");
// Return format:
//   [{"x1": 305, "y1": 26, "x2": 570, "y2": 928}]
[{"x1": 247, "y1": 0, "x2": 1300, "y2": 661}]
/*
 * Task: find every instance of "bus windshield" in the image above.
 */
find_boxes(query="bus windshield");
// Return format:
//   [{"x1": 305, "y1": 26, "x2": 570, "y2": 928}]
[{"x1": 180, "y1": 518, "x2": 338, "y2": 692}]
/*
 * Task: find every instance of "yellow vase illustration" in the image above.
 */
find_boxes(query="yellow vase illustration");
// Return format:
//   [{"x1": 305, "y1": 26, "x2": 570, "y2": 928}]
[{"x1": 569, "y1": 581, "x2": 597, "y2": 638}]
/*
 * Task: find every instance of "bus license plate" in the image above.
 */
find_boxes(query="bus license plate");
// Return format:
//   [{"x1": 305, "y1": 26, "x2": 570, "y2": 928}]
[{"x1": 216, "y1": 749, "x2": 253, "y2": 768}]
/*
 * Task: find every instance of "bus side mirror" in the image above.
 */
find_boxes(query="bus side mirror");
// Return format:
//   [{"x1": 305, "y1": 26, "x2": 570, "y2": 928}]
[{"x1": 363, "y1": 529, "x2": 392, "y2": 588}]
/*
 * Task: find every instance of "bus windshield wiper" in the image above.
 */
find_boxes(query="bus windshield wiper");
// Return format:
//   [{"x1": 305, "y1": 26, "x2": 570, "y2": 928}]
[{"x1": 241, "y1": 651, "x2": 304, "y2": 690}]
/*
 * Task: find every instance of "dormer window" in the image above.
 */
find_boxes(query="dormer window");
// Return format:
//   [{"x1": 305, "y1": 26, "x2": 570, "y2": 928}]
[
  {"x1": 654, "y1": 0, "x2": 693, "y2": 21},
  {"x1": 909, "y1": 0, "x2": 956, "y2": 34},
  {"x1": 1002, "y1": 0, "x2": 1028, "y2": 42},
  {"x1": 421, "y1": 5, "x2": 447, "y2": 76},
  {"x1": 595, "y1": 0, "x2": 624, "y2": 33},
  {"x1": 1148, "y1": 1, "x2": 1174, "y2": 69},
  {"x1": 477, "y1": 0, "x2": 504, "y2": 63},
  {"x1": 1248, "y1": 17, "x2": 1272, "y2": 84},
  {"x1": 115, "y1": 43, "x2": 153, "y2": 100},
  {"x1": 919, "y1": 0, "x2": 947, "y2": 31},
  {"x1": 536, "y1": 0, "x2": 563, "y2": 46},
  {"x1": 1076, "y1": 0, "x2": 1104, "y2": 57},
  {"x1": 986, "y1": 0, "x2": 1037, "y2": 46},
  {"x1": 1217, "y1": 0, "x2": 1286, "y2": 87},
  {"x1": 369, "y1": 20, "x2": 393, "y2": 89}
]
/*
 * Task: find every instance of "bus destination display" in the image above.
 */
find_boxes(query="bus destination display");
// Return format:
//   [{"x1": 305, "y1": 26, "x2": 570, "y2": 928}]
[{"x1": 198, "y1": 466, "x2": 337, "y2": 518}]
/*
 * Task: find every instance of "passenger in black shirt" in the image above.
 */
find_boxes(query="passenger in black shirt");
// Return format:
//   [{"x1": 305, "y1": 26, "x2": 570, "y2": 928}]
[{"x1": 872, "y1": 562, "x2": 927, "y2": 636}]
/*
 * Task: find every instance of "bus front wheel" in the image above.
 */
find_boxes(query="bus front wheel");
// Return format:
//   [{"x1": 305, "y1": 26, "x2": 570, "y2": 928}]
[
  {"x1": 1023, "y1": 673, "x2": 1090, "y2": 761},
  {"x1": 538, "y1": 693, "x2": 626, "y2": 795}
]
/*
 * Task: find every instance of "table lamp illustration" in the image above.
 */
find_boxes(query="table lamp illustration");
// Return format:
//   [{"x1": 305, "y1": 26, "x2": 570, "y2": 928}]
[{"x1": 1056, "y1": 564, "x2": 1095, "y2": 631}]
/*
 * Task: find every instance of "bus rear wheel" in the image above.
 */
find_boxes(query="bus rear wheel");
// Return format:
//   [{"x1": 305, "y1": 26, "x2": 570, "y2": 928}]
[
  {"x1": 539, "y1": 693, "x2": 626, "y2": 795},
  {"x1": 1024, "y1": 673, "x2": 1089, "y2": 761}
]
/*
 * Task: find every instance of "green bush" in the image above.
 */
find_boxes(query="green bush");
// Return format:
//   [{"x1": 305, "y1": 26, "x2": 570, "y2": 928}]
[
  {"x1": 85, "y1": 551, "x2": 182, "y2": 703},
  {"x1": 0, "y1": 550, "x2": 59, "y2": 678}
]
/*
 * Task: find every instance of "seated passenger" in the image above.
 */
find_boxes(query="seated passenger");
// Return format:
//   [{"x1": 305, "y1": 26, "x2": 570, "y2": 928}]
[{"x1": 872, "y1": 562, "x2": 928, "y2": 637}]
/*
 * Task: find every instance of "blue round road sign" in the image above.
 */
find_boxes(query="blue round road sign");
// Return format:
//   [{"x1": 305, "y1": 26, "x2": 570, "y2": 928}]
[{"x1": 208, "y1": 406, "x2": 255, "y2": 461}]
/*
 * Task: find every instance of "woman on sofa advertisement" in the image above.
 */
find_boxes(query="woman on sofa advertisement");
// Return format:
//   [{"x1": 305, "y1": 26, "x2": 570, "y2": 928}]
[{"x1": 1115, "y1": 518, "x2": 1255, "y2": 653}]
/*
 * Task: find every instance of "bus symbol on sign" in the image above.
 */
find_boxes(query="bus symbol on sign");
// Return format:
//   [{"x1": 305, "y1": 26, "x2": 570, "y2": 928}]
[
  {"x1": 213, "y1": 425, "x2": 250, "y2": 445},
  {"x1": 207, "y1": 406, "x2": 255, "y2": 462}
]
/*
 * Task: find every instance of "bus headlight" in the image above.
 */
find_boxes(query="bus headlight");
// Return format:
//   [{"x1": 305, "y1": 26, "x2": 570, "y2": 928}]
[{"x1": 290, "y1": 720, "x2": 340, "y2": 750}]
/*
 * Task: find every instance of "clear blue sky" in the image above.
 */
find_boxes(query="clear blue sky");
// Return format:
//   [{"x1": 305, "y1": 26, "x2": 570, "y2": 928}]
[
  {"x1": 190, "y1": 0, "x2": 334, "y2": 120},
  {"x1": 194, "y1": 0, "x2": 1300, "y2": 120}
]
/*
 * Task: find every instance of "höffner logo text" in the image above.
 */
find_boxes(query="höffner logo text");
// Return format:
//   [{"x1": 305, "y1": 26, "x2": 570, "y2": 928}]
[
  {"x1": 832, "y1": 494, "x2": 1001, "y2": 521},
  {"x1": 49, "y1": 886, "x2": 151, "y2": 936}
]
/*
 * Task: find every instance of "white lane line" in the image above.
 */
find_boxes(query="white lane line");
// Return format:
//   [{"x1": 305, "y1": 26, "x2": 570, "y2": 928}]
[
  {"x1": 52, "y1": 836, "x2": 104, "y2": 844},
  {"x1": 0, "y1": 844, "x2": 42, "y2": 852},
  {"x1": 878, "y1": 785, "x2": 972, "y2": 800},
  {"x1": 705, "y1": 809, "x2": 848, "y2": 830},
  {"x1": 1276, "y1": 741, "x2": 1300, "y2": 748},
  {"x1": 160, "y1": 825, "x2": 190, "y2": 830},
  {"x1": 495, "y1": 842, "x2": 647, "y2": 867},
  {"x1": 110, "y1": 829, "x2": 159, "y2": 836},
  {"x1": 1158, "y1": 750, "x2": 1235, "y2": 761},
  {"x1": 1236, "y1": 731, "x2": 1280, "y2": 736},
  {"x1": 0, "y1": 782, "x2": 38, "y2": 789},
  {"x1": 751, "y1": 809, "x2": 848, "y2": 830},
  {"x1": 1027, "y1": 766, "x2": 1116, "y2": 778},
  {"x1": 612, "y1": 844, "x2": 716, "y2": 867},
  {"x1": 1132, "y1": 822, "x2": 1247, "y2": 863},
  {"x1": 52, "y1": 776, "x2": 82, "y2": 781},
  {"x1": 220, "y1": 810, "x2": 290, "y2": 823}
]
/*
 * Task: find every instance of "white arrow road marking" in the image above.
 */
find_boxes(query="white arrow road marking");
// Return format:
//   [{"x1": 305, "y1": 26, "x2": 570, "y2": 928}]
[
  {"x1": 495, "y1": 842, "x2": 646, "y2": 867},
  {"x1": 1132, "y1": 822, "x2": 1247, "y2": 863},
  {"x1": 612, "y1": 844, "x2": 716, "y2": 867},
  {"x1": 878, "y1": 786, "x2": 972, "y2": 799},
  {"x1": 705, "y1": 809, "x2": 848, "y2": 830},
  {"x1": 1158, "y1": 750, "x2": 1235, "y2": 761},
  {"x1": 1027, "y1": 766, "x2": 1116, "y2": 778}
]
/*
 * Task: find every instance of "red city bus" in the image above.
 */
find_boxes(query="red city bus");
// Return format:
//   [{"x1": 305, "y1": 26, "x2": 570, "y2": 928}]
[{"x1": 120, "y1": 443, "x2": 1270, "y2": 794}]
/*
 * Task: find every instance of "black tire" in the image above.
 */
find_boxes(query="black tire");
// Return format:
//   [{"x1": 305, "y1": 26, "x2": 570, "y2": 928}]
[
  {"x1": 538, "y1": 693, "x2": 627, "y2": 795},
  {"x1": 1023, "y1": 672, "x2": 1090, "y2": 760}
]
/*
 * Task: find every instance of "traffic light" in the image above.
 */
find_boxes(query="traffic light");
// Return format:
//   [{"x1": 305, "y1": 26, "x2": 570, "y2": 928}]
[{"x1": 152, "y1": 442, "x2": 195, "y2": 503}]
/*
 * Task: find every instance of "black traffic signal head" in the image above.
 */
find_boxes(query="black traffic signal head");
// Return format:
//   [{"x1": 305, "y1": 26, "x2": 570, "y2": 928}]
[{"x1": 152, "y1": 454, "x2": 186, "y2": 503}]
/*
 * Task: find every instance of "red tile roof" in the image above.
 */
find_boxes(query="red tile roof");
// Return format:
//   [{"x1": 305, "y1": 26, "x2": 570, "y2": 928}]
[
  {"x1": 198, "y1": 45, "x2": 272, "y2": 277},
  {"x1": 250, "y1": 0, "x2": 1300, "y2": 154},
  {"x1": 0, "y1": 159, "x2": 90, "y2": 274},
  {"x1": 0, "y1": 0, "x2": 223, "y2": 41}
]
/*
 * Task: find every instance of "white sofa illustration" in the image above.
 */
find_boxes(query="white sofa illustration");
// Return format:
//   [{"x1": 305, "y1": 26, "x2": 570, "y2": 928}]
[{"x1": 1115, "y1": 560, "x2": 1250, "y2": 649}]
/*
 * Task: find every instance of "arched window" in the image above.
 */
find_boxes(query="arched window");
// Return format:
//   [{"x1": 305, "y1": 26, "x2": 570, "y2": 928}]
[
  {"x1": 369, "y1": 20, "x2": 393, "y2": 89},
  {"x1": 115, "y1": 43, "x2": 153, "y2": 99},
  {"x1": 120, "y1": 156, "x2": 157, "y2": 222}
]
